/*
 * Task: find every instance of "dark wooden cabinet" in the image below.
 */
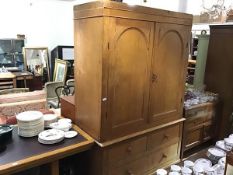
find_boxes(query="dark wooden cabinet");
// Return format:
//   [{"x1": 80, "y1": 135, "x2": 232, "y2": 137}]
[
  {"x1": 204, "y1": 25, "x2": 233, "y2": 139},
  {"x1": 181, "y1": 102, "x2": 216, "y2": 157}
]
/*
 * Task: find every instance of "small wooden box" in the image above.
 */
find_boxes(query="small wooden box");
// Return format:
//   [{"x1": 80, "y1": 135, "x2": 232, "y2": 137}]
[{"x1": 60, "y1": 95, "x2": 75, "y2": 123}]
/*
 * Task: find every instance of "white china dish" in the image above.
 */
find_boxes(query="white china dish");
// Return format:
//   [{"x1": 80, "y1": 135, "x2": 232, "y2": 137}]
[
  {"x1": 218, "y1": 157, "x2": 226, "y2": 166},
  {"x1": 64, "y1": 131, "x2": 78, "y2": 138},
  {"x1": 194, "y1": 158, "x2": 212, "y2": 170},
  {"x1": 168, "y1": 172, "x2": 180, "y2": 175},
  {"x1": 38, "y1": 129, "x2": 65, "y2": 144},
  {"x1": 16, "y1": 111, "x2": 43, "y2": 122},
  {"x1": 181, "y1": 167, "x2": 192, "y2": 175},
  {"x1": 170, "y1": 165, "x2": 181, "y2": 172},
  {"x1": 58, "y1": 118, "x2": 72, "y2": 124},
  {"x1": 50, "y1": 122, "x2": 72, "y2": 132},
  {"x1": 16, "y1": 111, "x2": 44, "y2": 137},
  {"x1": 193, "y1": 164, "x2": 204, "y2": 175},
  {"x1": 43, "y1": 114, "x2": 58, "y2": 128},
  {"x1": 204, "y1": 166, "x2": 215, "y2": 175},
  {"x1": 156, "y1": 169, "x2": 167, "y2": 175},
  {"x1": 184, "y1": 160, "x2": 194, "y2": 169},
  {"x1": 216, "y1": 140, "x2": 231, "y2": 151},
  {"x1": 224, "y1": 137, "x2": 233, "y2": 149},
  {"x1": 207, "y1": 147, "x2": 226, "y2": 164}
]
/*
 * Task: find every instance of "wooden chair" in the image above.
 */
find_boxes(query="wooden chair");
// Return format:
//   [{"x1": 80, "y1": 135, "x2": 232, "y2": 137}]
[
  {"x1": 48, "y1": 85, "x2": 74, "y2": 109},
  {"x1": 44, "y1": 81, "x2": 63, "y2": 108},
  {"x1": 66, "y1": 79, "x2": 75, "y2": 95}
]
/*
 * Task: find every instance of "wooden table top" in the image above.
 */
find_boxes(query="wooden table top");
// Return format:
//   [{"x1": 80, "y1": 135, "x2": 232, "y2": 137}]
[
  {"x1": 0, "y1": 125, "x2": 94, "y2": 175},
  {"x1": 0, "y1": 72, "x2": 16, "y2": 79}
]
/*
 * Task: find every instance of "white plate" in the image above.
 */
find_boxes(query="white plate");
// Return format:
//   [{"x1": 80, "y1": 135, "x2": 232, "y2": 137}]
[
  {"x1": 43, "y1": 114, "x2": 58, "y2": 121},
  {"x1": 58, "y1": 118, "x2": 72, "y2": 124},
  {"x1": 195, "y1": 158, "x2": 212, "y2": 169},
  {"x1": 39, "y1": 129, "x2": 65, "y2": 141},
  {"x1": 50, "y1": 122, "x2": 72, "y2": 132},
  {"x1": 16, "y1": 111, "x2": 43, "y2": 122},
  {"x1": 216, "y1": 140, "x2": 231, "y2": 151},
  {"x1": 208, "y1": 147, "x2": 226, "y2": 157},
  {"x1": 218, "y1": 157, "x2": 226, "y2": 166},
  {"x1": 64, "y1": 131, "x2": 78, "y2": 138}
]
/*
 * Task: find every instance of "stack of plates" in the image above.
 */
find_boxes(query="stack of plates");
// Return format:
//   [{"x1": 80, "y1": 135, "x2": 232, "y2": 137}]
[
  {"x1": 43, "y1": 114, "x2": 58, "y2": 128},
  {"x1": 38, "y1": 129, "x2": 65, "y2": 144},
  {"x1": 16, "y1": 111, "x2": 44, "y2": 137}
]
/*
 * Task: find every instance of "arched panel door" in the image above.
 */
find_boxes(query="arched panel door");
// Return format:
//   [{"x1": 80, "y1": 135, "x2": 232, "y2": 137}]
[
  {"x1": 149, "y1": 23, "x2": 190, "y2": 125},
  {"x1": 107, "y1": 18, "x2": 154, "y2": 138}
]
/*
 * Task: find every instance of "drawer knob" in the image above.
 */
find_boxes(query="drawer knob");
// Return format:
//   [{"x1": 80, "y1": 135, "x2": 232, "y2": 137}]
[
  {"x1": 127, "y1": 170, "x2": 134, "y2": 175},
  {"x1": 164, "y1": 134, "x2": 169, "y2": 139},
  {"x1": 162, "y1": 153, "x2": 167, "y2": 158},
  {"x1": 127, "y1": 146, "x2": 132, "y2": 153}
]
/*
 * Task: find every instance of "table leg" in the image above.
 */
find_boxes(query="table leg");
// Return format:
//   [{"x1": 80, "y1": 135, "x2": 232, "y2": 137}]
[
  {"x1": 50, "y1": 160, "x2": 59, "y2": 175},
  {"x1": 13, "y1": 78, "x2": 17, "y2": 88},
  {"x1": 24, "y1": 77, "x2": 27, "y2": 88}
]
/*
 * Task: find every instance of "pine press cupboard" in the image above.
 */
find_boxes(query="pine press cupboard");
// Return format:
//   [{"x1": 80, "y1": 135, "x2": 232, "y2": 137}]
[{"x1": 74, "y1": 1, "x2": 192, "y2": 174}]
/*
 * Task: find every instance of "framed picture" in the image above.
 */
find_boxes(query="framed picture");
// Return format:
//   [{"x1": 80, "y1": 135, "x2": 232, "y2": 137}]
[
  {"x1": 53, "y1": 59, "x2": 67, "y2": 83},
  {"x1": 23, "y1": 47, "x2": 50, "y2": 82}
]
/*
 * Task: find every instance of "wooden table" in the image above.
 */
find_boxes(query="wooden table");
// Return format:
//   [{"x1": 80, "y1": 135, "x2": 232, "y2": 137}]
[
  {"x1": 0, "y1": 125, "x2": 94, "y2": 175},
  {"x1": 0, "y1": 72, "x2": 16, "y2": 89},
  {"x1": 0, "y1": 71, "x2": 33, "y2": 89},
  {"x1": 12, "y1": 71, "x2": 33, "y2": 88}
]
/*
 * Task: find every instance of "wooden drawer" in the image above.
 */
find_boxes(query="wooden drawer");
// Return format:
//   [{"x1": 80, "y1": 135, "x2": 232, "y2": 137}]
[
  {"x1": 203, "y1": 123, "x2": 214, "y2": 141},
  {"x1": 147, "y1": 124, "x2": 180, "y2": 151},
  {"x1": 186, "y1": 116, "x2": 205, "y2": 129},
  {"x1": 148, "y1": 143, "x2": 179, "y2": 170},
  {"x1": 109, "y1": 156, "x2": 148, "y2": 175},
  {"x1": 108, "y1": 136, "x2": 147, "y2": 163},
  {"x1": 185, "y1": 127, "x2": 202, "y2": 150},
  {"x1": 185, "y1": 106, "x2": 209, "y2": 118}
]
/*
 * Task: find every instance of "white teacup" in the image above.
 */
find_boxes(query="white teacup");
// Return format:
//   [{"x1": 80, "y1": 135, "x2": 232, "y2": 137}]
[{"x1": 156, "y1": 169, "x2": 167, "y2": 175}]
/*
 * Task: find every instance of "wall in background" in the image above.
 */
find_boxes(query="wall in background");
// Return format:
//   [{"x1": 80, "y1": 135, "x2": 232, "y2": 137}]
[
  {"x1": 123, "y1": 0, "x2": 180, "y2": 12},
  {"x1": 0, "y1": 0, "x2": 184, "y2": 52},
  {"x1": 0, "y1": 0, "x2": 74, "y2": 51},
  {"x1": 2, "y1": 0, "x2": 230, "y2": 51}
]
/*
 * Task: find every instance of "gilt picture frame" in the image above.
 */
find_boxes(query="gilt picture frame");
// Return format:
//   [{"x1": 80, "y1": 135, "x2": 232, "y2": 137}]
[
  {"x1": 23, "y1": 47, "x2": 50, "y2": 82},
  {"x1": 53, "y1": 59, "x2": 67, "y2": 83}
]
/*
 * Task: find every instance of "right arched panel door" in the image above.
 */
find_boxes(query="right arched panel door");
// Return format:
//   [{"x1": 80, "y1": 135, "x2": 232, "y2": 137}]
[{"x1": 149, "y1": 23, "x2": 190, "y2": 125}]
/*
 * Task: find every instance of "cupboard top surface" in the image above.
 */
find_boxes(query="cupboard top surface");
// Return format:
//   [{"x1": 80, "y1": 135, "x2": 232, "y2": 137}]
[{"x1": 74, "y1": 1, "x2": 192, "y2": 21}]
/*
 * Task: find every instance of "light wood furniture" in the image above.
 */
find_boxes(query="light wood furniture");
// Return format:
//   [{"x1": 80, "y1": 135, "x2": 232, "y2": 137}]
[
  {"x1": 225, "y1": 151, "x2": 233, "y2": 175},
  {"x1": 74, "y1": 1, "x2": 192, "y2": 142},
  {"x1": 181, "y1": 102, "x2": 216, "y2": 158},
  {"x1": 89, "y1": 120, "x2": 184, "y2": 175},
  {"x1": 0, "y1": 72, "x2": 16, "y2": 90},
  {"x1": 0, "y1": 125, "x2": 94, "y2": 175},
  {"x1": 204, "y1": 25, "x2": 233, "y2": 139},
  {"x1": 74, "y1": 1, "x2": 192, "y2": 174}
]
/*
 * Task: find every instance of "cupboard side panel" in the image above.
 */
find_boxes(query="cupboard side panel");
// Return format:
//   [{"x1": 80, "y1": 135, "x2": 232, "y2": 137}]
[{"x1": 74, "y1": 17, "x2": 103, "y2": 140}]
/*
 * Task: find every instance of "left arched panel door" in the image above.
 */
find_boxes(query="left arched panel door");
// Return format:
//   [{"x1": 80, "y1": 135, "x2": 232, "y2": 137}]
[{"x1": 107, "y1": 18, "x2": 154, "y2": 138}]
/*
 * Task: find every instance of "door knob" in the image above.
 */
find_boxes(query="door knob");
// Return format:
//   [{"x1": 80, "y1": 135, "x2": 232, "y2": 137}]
[{"x1": 152, "y1": 73, "x2": 157, "y2": 83}]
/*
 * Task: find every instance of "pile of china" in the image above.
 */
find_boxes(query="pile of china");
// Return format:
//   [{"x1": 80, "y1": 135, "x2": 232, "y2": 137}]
[
  {"x1": 16, "y1": 111, "x2": 78, "y2": 145},
  {"x1": 155, "y1": 133, "x2": 233, "y2": 175},
  {"x1": 156, "y1": 157, "x2": 225, "y2": 175},
  {"x1": 16, "y1": 111, "x2": 44, "y2": 137}
]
